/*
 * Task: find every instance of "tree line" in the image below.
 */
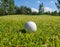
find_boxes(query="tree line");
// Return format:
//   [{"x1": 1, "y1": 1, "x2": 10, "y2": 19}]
[{"x1": 0, "y1": 0, "x2": 60, "y2": 16}]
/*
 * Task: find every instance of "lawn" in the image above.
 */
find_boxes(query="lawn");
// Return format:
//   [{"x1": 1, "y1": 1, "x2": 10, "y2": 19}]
[{"x1": 0, "y1": 15, "x2": 60, "y2": 47}]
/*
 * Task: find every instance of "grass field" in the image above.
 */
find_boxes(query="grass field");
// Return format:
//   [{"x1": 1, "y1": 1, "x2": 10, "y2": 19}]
[{"x1": 0, "y1": 15, "x2": 60, "y2": 47}]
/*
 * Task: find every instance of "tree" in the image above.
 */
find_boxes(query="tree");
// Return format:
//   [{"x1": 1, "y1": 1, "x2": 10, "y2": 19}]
[
  {"x1": 0, "y1": 0, "x2": 2, "y2": 15},
  {"x1": 8, "y1": 0, "x2": 15, "y2": 15},
  {"x1": 15, "y1": 6, "x2": 20, "y2": 14},
  {"x1": 0, "y1": 0, "x2": 15, "y2": 15},
  {"x1": 15, "y1": 6, "x2": 31, "y2": 14},
  {"x1": 0, "y1": 0, "x2": 10, "y2": 15},
  {"x1": 55, "y1": 0, "x2": 60, "y2": 16},
  {"x1": 0, "y1": 0, "x2": 7, "y2": 15},
  {"x1": 39, "y1": 3, "x2": 44, "y2": 14},
  {"x1": 0, "y1": 0, "x2": 1, "y2": 7},
  {"x1": 26, "y1": 7, "x2": 31, "y2": 14},
  {"x1": 44, "y1": 11, "x2": 50, "y2": 15},
  {"x1": 20, "y1": 6, "x2": 28, "y2": 14},
  {"x1": 51, "y1": 11, "x2": 58, "y2": 16},
  {"x1": 54, "y1": 11, "x2": 58, "y2": 15}
]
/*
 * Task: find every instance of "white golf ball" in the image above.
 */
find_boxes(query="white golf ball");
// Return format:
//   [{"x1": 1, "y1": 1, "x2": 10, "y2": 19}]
[{"x1": 25, "y1": 21, "x2": 37, "y2": 32}]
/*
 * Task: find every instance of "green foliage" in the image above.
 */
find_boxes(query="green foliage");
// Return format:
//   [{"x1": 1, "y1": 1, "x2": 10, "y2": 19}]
[
  {"x1": 31, "y1": 12, "x2": 38, "y2": 15},
  {"x1": 0, "y1": 15, "x2": 60, "y2": 47},
  {"x1": 55, "y1": 0, "x2": 60, "y2": 16},
  {"x1": 0, "y1": 0, "x2": 6, "y2": 15},
  {"x1": 0, "y1": 0, "x2": 15, "y2": 15},
  {"x1": 59, "y1": 12, "x2": 60, "y2": 16},
  {"x1": 39, "y1": 3, "x2": 44, "y2": 14},
  {"x1": 51, "y1": 11, "x2": 58, "y2": 16},
  {"x1": 15, "y1": 6, "x2": 31, "y2": 14},
  {"x1": 8, "y1": 0, "x2": 15, "y2": 14},
  {"x1": 44, "y1": 11, "x2": 51, "y2": 15}
]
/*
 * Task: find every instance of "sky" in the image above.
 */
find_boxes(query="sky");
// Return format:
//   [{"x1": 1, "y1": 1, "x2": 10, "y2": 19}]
[{"x1": 14, "y1": 0, "x2": 58, "y2": 12}]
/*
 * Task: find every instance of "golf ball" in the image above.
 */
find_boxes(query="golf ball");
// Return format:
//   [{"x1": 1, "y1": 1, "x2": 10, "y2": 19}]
[{"x1": 25, "y1": 21, "x2": 37, "y2": 32}]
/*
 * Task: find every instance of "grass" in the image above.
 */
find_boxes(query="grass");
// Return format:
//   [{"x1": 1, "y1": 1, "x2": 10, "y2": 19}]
[{"x1": 0, "y1": 15, "x2": 60, "y2": 47}]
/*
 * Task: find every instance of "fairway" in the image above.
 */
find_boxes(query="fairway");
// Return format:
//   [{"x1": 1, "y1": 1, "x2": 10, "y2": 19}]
[{"x1": 0, "y1": 15, "x2": 60, "y2": 47}]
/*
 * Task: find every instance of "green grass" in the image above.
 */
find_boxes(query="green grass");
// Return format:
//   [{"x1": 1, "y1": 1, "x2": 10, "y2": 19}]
[{"x1": 0, "y1": 15, "x2": 60, "y2": 47}]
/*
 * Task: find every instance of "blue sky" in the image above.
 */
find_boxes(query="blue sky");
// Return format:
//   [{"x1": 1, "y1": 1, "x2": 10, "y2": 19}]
[{"x1": 14, "y1": 0, "x2": 58, "y2": 12}]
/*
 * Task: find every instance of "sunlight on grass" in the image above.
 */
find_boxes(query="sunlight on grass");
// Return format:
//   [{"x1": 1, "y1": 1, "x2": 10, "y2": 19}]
[{"x1": 0, "y1": 15, "x2": 60, "y2": 47}]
